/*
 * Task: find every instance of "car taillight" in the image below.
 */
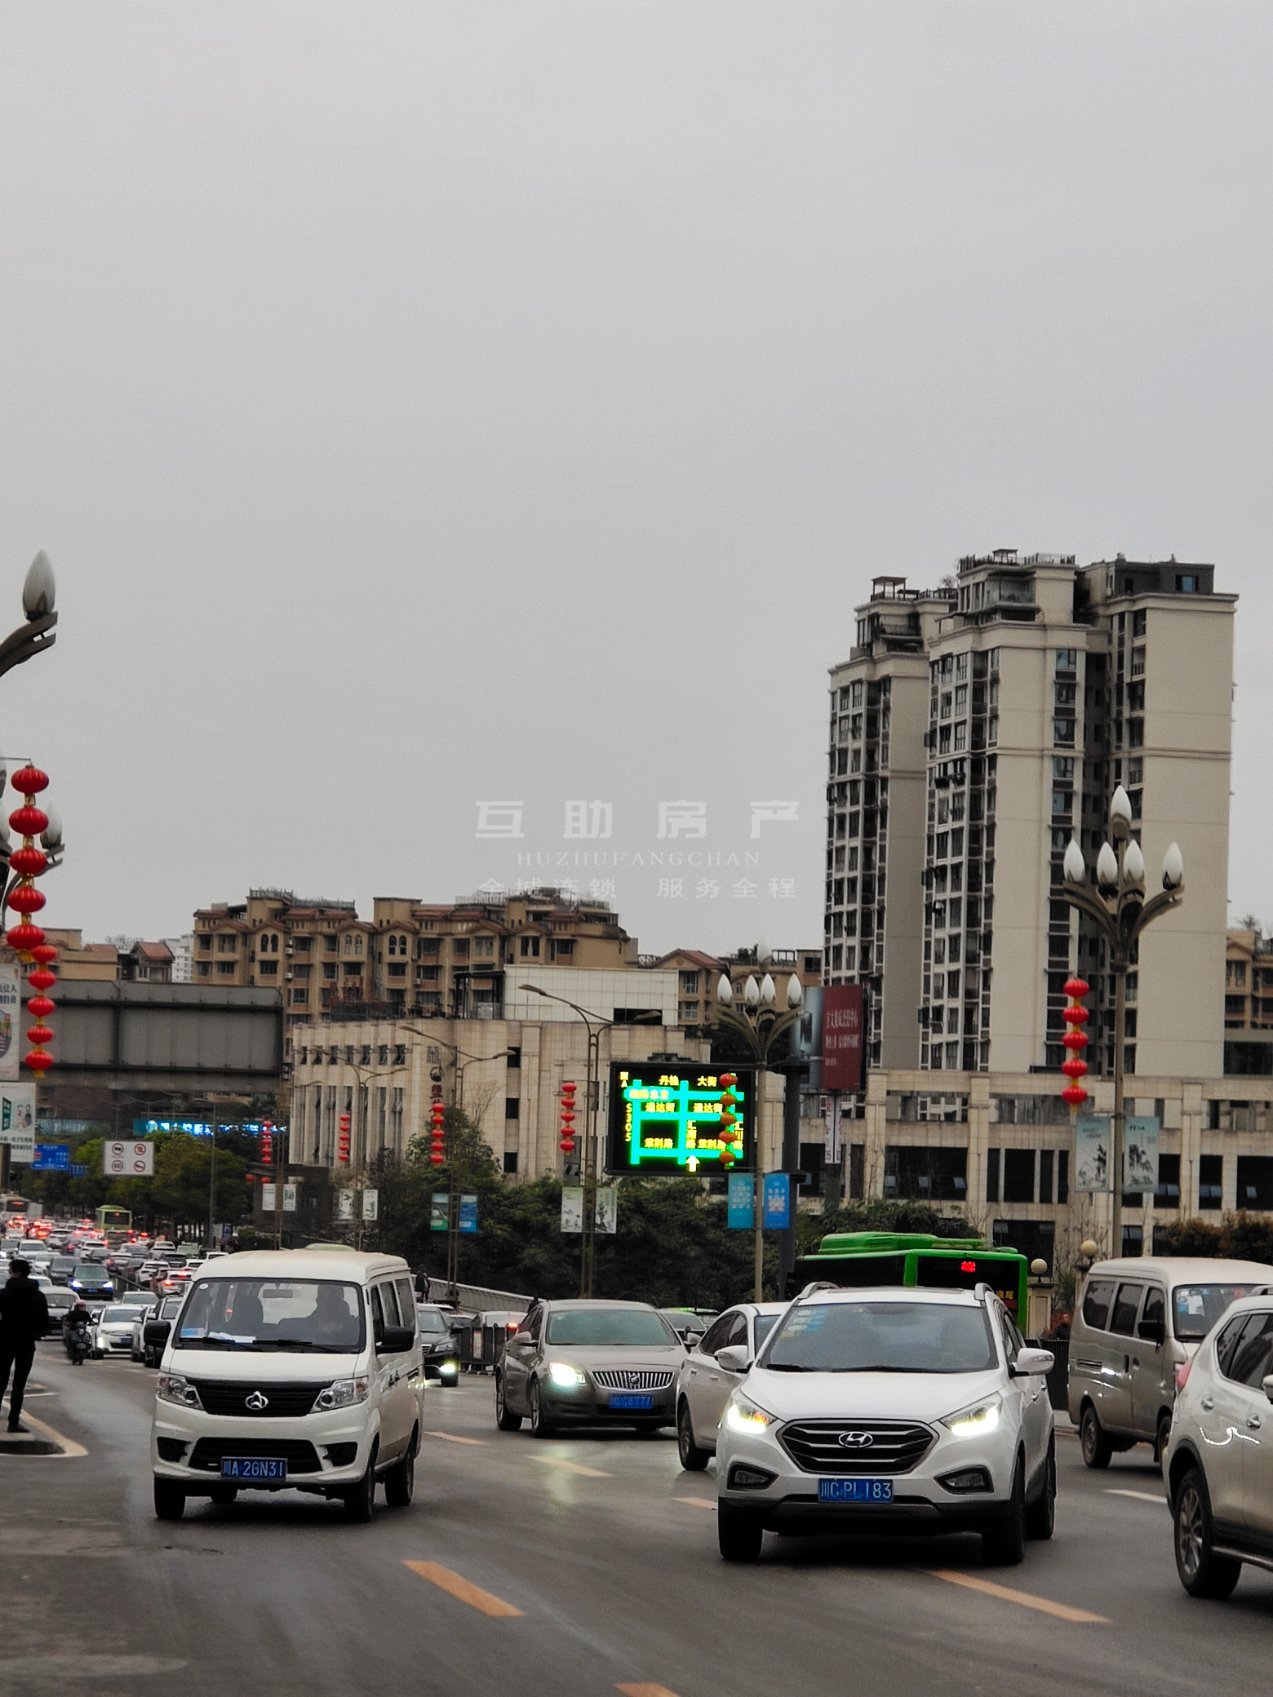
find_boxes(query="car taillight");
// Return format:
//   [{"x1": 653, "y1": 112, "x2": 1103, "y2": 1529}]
[{"x1": 1174, "y1": 1359, "x2": 1192, "y2": 1394}]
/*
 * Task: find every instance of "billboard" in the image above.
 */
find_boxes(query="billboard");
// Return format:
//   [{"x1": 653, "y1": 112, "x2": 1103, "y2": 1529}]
[
  {"x1": 821, "y1": 985, "x2": 865, "y2": 1093},
  {"x1": 1, "y1": 1086, "x2": 37, "y2": 1160},
  {"x1": 0, "y1": 962, "x2": 21, "y2": 1083},
  {"x1": 1124, "y1": 1116, "x2": 1160, "y2": 1195},
  {"x1": 606, "y1": 1061, "x2": 755, "y2": 1173},
  {"x1": 1074, "y1": 1115, "x2": 1111, "y2": 1193}
]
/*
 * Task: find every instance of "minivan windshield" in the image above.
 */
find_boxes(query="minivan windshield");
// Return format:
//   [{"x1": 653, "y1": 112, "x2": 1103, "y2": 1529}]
[
  {"x1": 174, "y1": 1278, "x2": 366, "y2": 1353},
  {"x1": 1173, "y1": 1283, "x2": 1260, "y2": 1342},
  {"x1": 765, "y1": 1300, "x2": 998, "y2": 1374}
]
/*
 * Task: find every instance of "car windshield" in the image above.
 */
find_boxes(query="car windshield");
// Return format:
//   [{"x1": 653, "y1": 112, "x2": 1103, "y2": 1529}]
[
  {"x1": 97, "y1": 1306, "x2": 132, "y2": 1323},
  {"x1": 173, "y1": 1278, "x2": 366, "y2": 1353},
  {"x1": 72, "y1": 1266, "x2": 104, "y2": 1280},
  {"x1": 417, "y1": 1310, "x2": 449, "y2": 1335},
  {"x1": 545, "y1": 1309, "x2": 677, "y2": 1347},
  {"x1": 1173, "y1": 1283, "x2": 1258, "y2": 1342},
  {"x1": 764, "y1": 1300, "x2": 998, "y2": 1373}
]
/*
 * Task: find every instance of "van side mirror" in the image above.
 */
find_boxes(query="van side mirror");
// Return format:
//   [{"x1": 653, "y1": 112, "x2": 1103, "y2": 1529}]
[
  {"x1": 1263, "y1": 1373, "x2": 1273, "y2": 1406},
  {"x1": 378, "y1": 1324, "x2": 416, "y2": 1354},
  {"x1": 143, "y1": 1319, "x2": 171, "y2": 1349},
  {"x1": 715, "y1": 1344, "x2": 751, "y2": 1373},
  {"x1": 1137, "y1": 1316, "x2": 1165, "y2": 1345}
]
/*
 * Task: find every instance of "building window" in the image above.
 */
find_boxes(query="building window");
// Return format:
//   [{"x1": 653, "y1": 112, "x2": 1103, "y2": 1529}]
[
  {"x1": 1155, "y1": 1153, "x2": 1181, "y2": 1210},
  {"x1": 1055, "y1": 648, "x2": 1077, "y2": 673},
  {"x1": 519, "y1": 936, "x2": 540, "y2": 959},
  {"x1": 986, "y1": 1147, "x2": 1000, "y2": 1203},
  {"x1": 1003, "y1": 1149, "x2": 1034, "y2": 1203},
  {"x1": 505, "y1": 1097, "x2": 520, "y2": 1120},
  {"x1": 1238, "y1": 1156, "x2": 1273, "y2": 1211},
  {"x1": 503, "y1": 1151, "x2": 519, "y2": 1174},
  {"x1": 1199, "y1": 1153, "x2": 1223, "y2": 1210}
]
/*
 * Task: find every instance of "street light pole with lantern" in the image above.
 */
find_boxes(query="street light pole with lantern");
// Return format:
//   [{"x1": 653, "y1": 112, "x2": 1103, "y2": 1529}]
[
  {"x1": 714, "y1": 940, "x2": 803, "y2": 1301},
  {"x1": 1060, "y1": 786, "x2": 1185, "y2": 1257}
]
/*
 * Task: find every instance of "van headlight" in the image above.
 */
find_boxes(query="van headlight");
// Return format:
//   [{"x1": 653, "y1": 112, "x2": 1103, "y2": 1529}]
[
  {"x1": 942, "y1": 1395, "x2": 1002, "y2": 1439},
  {"x1": 315, "y1": 1376, "x2": 370, "y2": 1410},
  {"x1": 157, "y1": 1373, "x2": 202, "y2": 1409},
  {"x1": 724, "y1": 1395, "x2": 776, "y2": 1435},
  {"x1": 547, "y1": 1361, "x2": 586, "y2": 1389}
]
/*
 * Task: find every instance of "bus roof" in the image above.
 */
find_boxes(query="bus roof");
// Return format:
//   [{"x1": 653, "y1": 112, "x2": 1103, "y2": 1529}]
[{"x1": 810, "y1": 1231, "x2": 1018, "y2": 1257}]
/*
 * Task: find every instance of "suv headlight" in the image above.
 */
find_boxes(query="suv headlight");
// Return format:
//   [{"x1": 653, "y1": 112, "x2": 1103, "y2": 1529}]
[
  {"x1": 314, "y1": 1376, "x2": 370, "y2": 1410},
  {"x1": 942, "y1": 1394, "x2": 1002, "y2": 1439},
  {"x1": 547, "y1": 1360, "x2": 586, "y2": 1389},
  {"x1": 724, "y1": 1395, "x2": 777, "y2": 1435},
  {"x1": 157, "y1": 1374, "x2": 202, "y2": 1409}
]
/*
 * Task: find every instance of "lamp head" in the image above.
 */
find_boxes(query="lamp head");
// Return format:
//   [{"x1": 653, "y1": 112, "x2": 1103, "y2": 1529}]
[
  {"x1": 22, "y1": 551, "x2": 55, "y2": 620},
  {"x1": 1163, "y1": 842, "x2": 1185, "y2": 890},
  {"x1": 716, "y1": 973, "x2": 733, "y2": 1007},
  {"x1": 1096, "y1": 843, "x2": 1120, "y2": 895},
  {"x1": 759, "y1": 972, "x2": 777, "y2": 1007},
  {"x1": 1062, "y1": 838, "x2": 1086, "y2": 885},
  {"x1": 787, "y1": 975, "x2": 804, "y2": 1009},
  {"x1": 1110, "y1": 785, "x2": 1133, "y2": 832},
  {"x1": 744, "y1": 974, "x2": 761, "y2": 1009},
  {"x1": 1122, "y1": 838, "x2": 1145, "y2": 891}
]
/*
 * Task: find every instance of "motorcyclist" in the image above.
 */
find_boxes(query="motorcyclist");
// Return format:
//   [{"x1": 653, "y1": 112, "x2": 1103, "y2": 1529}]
[{"x1": 63, "y1": 1299, "x2": 93, "y2": 1359}]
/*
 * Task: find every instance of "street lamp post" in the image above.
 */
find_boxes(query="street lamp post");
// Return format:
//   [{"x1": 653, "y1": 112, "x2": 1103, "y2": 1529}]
[
  {"x1": 1062, "y1": 788, "x2": 1185, "y2": 1258},
  {"x1": 714, "y1": 941, "x2": 803, "y2": 1301},
  {"x1": 520, "y1": 984, "x2": 646, "y2": 1299}
]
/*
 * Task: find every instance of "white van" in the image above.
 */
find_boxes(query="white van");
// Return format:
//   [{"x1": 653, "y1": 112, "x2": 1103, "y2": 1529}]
[
  {"x1": 1067, "y1": 1255, "x2": 1273, "y2": 1467},
  {"x1": 148, "y1": 1249, "x2": 425, "y2": 1522}
]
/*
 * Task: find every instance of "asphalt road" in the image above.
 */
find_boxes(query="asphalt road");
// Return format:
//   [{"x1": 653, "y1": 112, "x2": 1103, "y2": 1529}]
[{"x1": 6, "y1": 1348, "x2": 1272, "y2": 1697}]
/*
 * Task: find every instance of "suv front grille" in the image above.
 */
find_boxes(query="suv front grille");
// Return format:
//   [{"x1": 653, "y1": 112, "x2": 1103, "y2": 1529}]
[
  {"x1": 191, "y1": 1382, "x2": 322, "y2": 1418},
  {"x1": 780, "y1": 1419, "x2": 935, "y2": 1476},
  {"x1": 592, "y1": 1369, "x2": 674, "y2": 1392}
]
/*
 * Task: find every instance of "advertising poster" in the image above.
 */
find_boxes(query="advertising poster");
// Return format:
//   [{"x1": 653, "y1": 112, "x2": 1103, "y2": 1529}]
[
  {"x1": 458, "y1": 1194, "x2": 479, "y2": 1235},
  {"x1": 337, "y1": 1190, "x2": 355, "y2": 1222},
  {"x1": 762, "y1": 1172, "x2": 792, "y2": 1229},
  {"x1": 0, "y1": 962, "x2": 21, "y2": 1084},
  {"x1": 1, "y1": 1085, "x2": 36, "y2": 1160},
  {"x1": 1124, "y1": 1116, "x2": 1160, "y2": 1194},
  {"x1": 594, "y1": 1185, "x2": 617, "y2": 1235},
  {"x1": 821, "y1": 985, "x2": 865, "y2": 1093},
  {"x1": 727, "y1": 1172, "x2": 755, "y2": 1229},
  {"x1": 560, "y1": 1186, "x2": 583, "y2": 1233},
  {"x1": 1074, "y1": 1114, "x2": 1112, "y2": 1193}
]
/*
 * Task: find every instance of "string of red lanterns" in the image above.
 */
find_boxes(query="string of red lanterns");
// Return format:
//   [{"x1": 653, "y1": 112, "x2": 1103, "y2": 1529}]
[
  {"x1": 337, "y1": 1111, "x2": 352, "y2": 1165},
  {"x1": 717, "y1": 1072, "x2": 744, "y2": 1166},
  {"x1": 4, "y1": 764, "x2": 55, "y2": 1079},
  {"x1": 558, "y1": 1079, "x2": 577, "y2": 1157},
  {"x1": 429, "y1": 1079, "x2": 446, "y2": 1166},
  {"x1": 1060, "y1": 976, "x2": 1091, "y2": 1117}
]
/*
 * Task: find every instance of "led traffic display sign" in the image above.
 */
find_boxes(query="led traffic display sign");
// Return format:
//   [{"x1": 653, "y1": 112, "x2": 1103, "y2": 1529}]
[{"x1": 606, "y1": 1062, "x2": 754, "y2": 1173}]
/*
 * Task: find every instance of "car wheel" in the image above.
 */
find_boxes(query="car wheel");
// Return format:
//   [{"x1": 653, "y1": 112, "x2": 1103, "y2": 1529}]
[
  {"x1": 209, "y1": 1485, "x2": 237, "y2": 1507},
  {"x1": 676, "y1": 1399, "x2": 710, "y2": 1472},
  {"x1": 1024, "y1": 1438, "x2": 1056, "y2": 1541},
  {"x1": 1155, "y1": 1410, "x2": 1173, "y2": 1465},
  {"x1": 153, "y1": 1479, "x2": 186, "y2": 1522},
  {"x1": 1080, "y1": 1403, "x2": 1113, "y2": 1470},
  {"x1": 343, "y1": 1454, "x2": 378, "y2": 1524},
  {"x1": 384, "y1": 1441, "x2": 416, "y2": 1509},
  {"x1": 717, "y1": 1499, "x2": 763, "y2": 1562},
  {"x1": 528, "y1": 1379, "x2": 556, "y2": 1439},
  {"x1": 495, "y1": 1374, "x2": 523, "y2": 1431},
  {"x1": 982, "y1": 1457, "x2": 1026, "y2": 1567},
  {"x1": 1174, "y1": 1467, "x2": 1241, "y2": 1599}
]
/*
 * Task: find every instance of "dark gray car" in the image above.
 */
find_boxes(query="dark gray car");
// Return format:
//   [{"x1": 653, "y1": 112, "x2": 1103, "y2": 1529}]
[{"x1": 495, "y1": 1299, "x2": 685, "y2": 1437}]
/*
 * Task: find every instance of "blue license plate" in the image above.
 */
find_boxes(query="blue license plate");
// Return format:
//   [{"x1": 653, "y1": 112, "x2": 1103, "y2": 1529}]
[
  {"x1": 609, "y1": 1393, "x2": 654, "y2": 1411},
  {"x1": 221, "y1": 1457, "x2": 287, "y2": 1482},
  {"x1": 818, "y1": 1477, "x2": 893, "y2": 1504}
]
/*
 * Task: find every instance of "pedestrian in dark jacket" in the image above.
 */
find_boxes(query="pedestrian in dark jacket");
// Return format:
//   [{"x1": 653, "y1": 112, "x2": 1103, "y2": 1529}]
[{"x1": 0, "y1": 1258, "x2": 50, "y2": 1432}]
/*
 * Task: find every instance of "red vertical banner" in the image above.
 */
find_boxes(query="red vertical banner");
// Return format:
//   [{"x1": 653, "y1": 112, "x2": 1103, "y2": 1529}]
[{"x1": 821, "y1": 985, "x2": 865, "y2": 1092}]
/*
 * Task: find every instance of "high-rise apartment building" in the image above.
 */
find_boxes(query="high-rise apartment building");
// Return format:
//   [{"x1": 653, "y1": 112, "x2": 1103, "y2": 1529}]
[{"x1": 826, "y1": 551, "x2": 1235, "y2": 1080}]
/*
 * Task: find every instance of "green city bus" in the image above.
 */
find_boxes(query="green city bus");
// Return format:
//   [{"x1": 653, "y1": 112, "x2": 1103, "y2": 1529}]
[
  {"x1": 96, "y1": 1204, "x2": 132, "y2": 1239},
  {"x1": 798, "y1": 1230, "x2": 1030, "y2": 1322}
]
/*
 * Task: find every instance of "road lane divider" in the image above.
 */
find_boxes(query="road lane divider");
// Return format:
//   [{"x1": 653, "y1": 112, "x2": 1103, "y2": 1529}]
[
  {"x1": 425, "y1": 1431, "x2": 489, "y2": 1446},
  {"x1": 404, "y1": 1562, "x2": 524, "y2": 1617},
  {"x1": 929, "y1": 1570, "x2": 1109, "y2": 1624},
  {"x1": 532, "y1": 1455, "x2": 611, "y2": 1479},
  {"x1": 1105, "y1": 1488, "x2": 1164, "y2": 1504}
]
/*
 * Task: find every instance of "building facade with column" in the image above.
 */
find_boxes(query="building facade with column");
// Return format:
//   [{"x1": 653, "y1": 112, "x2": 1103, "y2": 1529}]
[{"x1": 825, "y1": 551, "x2": 1235, "y2": 1081}]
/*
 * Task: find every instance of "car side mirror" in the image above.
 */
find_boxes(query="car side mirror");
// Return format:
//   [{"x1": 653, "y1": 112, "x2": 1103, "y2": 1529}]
[
  {"x1": 512, "y1": 1330, "x2": 534, "y2": 1347},
  {"x1": 715, "y1": 1344, "x2": 751, "y2": 1373},
  {"x1": 1137, "y1": 1317, "x2": 1165, "y2": 1345},
  {"x1": 1263, "y1": 1373, "x2": 1273, "y2": 1406},
  {"x1": 1010, "y1": 1347, "x2": 1054, "y2": 1377},
  {"x1": 378, "y1": 1324, "x2": 416, "y2": 1354},
  {"x1": 143, "y1": 1319, "x2": 171, "y2": 1349}
]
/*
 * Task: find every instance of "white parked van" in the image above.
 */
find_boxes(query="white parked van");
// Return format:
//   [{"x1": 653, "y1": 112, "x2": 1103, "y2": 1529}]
[
  {"x1": 148, "y1": 1249, "x2": 425, "y2": 1522},
  {"x1": 1067, "y1": 1256, "x2": 1273, "y2": 1467}
]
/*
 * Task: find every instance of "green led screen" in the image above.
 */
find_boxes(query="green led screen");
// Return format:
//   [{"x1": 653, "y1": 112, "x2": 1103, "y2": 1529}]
[{"x1": 606, "y1": 1061, "x2": 754, "y2": 1173}]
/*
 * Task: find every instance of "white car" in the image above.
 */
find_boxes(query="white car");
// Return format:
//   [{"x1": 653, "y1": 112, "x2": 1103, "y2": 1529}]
[
  {"x1": 675, "y1": 1302, "x2": 790, "y2": 1470},
  {"x1": 714, "y1": 1284, "x2": 1055, "y2": 1565}
]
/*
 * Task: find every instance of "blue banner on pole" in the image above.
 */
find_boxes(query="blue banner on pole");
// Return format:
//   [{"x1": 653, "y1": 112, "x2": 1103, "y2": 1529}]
[
  {"x1": 458, "y1": 1194, "x2": 478, "y2": 1235},
  {"x1": 762, "y1": 1172, "x2": 791, "y2": 1230},
  {"x1": 727, "y1": 1172, "x2": 755, "y2": 1229}
]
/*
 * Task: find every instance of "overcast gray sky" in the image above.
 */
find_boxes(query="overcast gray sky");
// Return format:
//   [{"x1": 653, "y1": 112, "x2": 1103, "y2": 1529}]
[{"x1": 1, "y1": 3, "x2": 1269, "y2": 959}]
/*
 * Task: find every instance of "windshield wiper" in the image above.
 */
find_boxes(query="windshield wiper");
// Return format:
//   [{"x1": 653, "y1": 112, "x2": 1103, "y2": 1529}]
[
  {"x1": 767, "y1": 1362, "x2": 811, "y2": 1372},
  {"x1": 269, "y1": 1340, "x2": 349, "y2": 1352},
  {"x1": 830, "y1": 1364, "x2": 919, "y2": 1373}
]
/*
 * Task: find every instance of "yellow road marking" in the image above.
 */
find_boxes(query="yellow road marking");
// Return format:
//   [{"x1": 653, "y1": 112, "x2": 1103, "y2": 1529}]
[
  {"x1": 929, "y1": 1570, "x2": 1109, "y2": 1624},
  {"x1": 617, "y1": 1685, "x2": 683, "y2": 1697},
  {"x1": 6, "y1": 1407, "x2": 87, "y2": 1459},
  {"x1": 404, "y1": 1562, "x2": 523, "y2": 1617},
  {"x1": 674, "y1": 1496, "x2": 715, "y2": 1511},
  {"x1": 532, "y1": 1455, "x2": 611, "y2": 1479},
  {"x1": 425, "y1": 1430, "x2": 488, "y2": 1446},
  {"x1": 1105, "y1": 1488, "x2": 1164, "y2": 1504}
]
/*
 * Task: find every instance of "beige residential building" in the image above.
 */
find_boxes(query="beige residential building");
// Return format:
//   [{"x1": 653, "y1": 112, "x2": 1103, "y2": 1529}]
[{"x1": 826, "y1": 552, "x2": 1235, "y2": 1081}]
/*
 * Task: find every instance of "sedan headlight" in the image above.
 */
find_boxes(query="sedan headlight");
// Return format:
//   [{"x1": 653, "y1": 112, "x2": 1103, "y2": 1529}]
[
  {"x1": 942, "y1": 1394, "x2": 1002, "y2": 1439},
  {"x1": 547, "y1": 1360, "x2": 586, "y2": 1389},
  {"x1": 314, "y1": 1376, "x2": 370, "y2": 1410},
  {"x1": 157, "y1": 1373, "x2": 202, "y2": 1409},
  {"x1": 724, "y1": 1395, "x2": 777, "y2": 1435}
]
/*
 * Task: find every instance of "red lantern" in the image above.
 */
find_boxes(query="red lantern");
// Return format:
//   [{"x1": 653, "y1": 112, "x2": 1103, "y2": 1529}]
[
  {"x1": 1062, "y1": 1004, "x2": 1089, "y2": 1025},
  {"x1": 31, "y1": 944, "x2": 57, "y2": 965},
  {"x1": 7, "y1": 885, "x2": 45, "y2": 915},
  {"x1": 1062, "y1": 1028, "x2": 1087, "y2": 1052},
  {"x1": 1064, "y1": 976, "x2": 1090, "y2": 1000},
  {"x1": 25, "y1": 1025, "x2": 53, "y2": 1048},
  {"x1": 1062, "y1": 1084, "x2": 1089, "y2": 1108},
  {"x1": 10, "y1": 766, "x2": 48, "y2": 795},
  {"x1": 26, "y1": 996, "x2": 54, "y2": 1019},
  {"x1": 7, "y1": 924, "x2": 44, "y2": 954},
  {"x1": 1061, "y1": 1057, "x2": 1088, "y2": 1079},
  {"x1": 430, "y1": 1150, "x2": 445, "y2": 1167},
  {"x1": 7, "y1": 806, "x2": 47, "y2": 838},
  {"x1": 23, "y1": 1049, "x2": 53, "y2": 1076},
  {"x1": 7, "y1": 846, "x2": 46, "y2": 877},
  {"x1": 27, "y1": 969, "x2": 56, "y2": 992}
]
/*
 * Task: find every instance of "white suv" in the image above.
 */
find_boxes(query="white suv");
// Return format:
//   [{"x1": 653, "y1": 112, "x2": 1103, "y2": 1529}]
[
  {"x1": 714, "y1": 1285, "x2": 1055, "y2": 1564},
  {"x1": 1164, "y1": 1292, "x2": 1273, "y2": 1598}
]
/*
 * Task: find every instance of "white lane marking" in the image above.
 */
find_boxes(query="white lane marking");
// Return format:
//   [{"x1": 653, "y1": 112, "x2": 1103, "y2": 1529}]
[
  {"x1": 532, "y1": 1455, "x2": 611, "y2": 1479},
  {"x1": 426, "y1": 1431, "x2": 488, "y2": 1446},
  {"x1": 1105, "y1": 1488, "x2": 1165, "y2": 1504},
  {"x1": 674, "y1": 1496, "x2": 715, "y2": 1511}
]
